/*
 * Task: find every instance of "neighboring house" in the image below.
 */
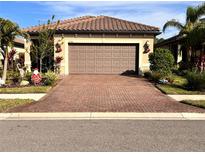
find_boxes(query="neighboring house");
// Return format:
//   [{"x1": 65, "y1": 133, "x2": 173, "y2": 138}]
[
  {"x1": 25, "y1": 15, "x2": 160, "y2": 75},
  {"x1": 0, "y1": 38, "x2": 30, "y2": 70},
  {"x1": 155, "y1": 35, "x2": 205, "y2": 64},
  {"x1": 155, "y1": 35, "x2": 184, "y2": 63}
]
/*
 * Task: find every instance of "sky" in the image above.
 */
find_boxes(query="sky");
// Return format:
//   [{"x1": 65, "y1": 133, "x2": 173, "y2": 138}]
[{"x1": 0, "y1": 1, "x2": 204, "y2": 39}]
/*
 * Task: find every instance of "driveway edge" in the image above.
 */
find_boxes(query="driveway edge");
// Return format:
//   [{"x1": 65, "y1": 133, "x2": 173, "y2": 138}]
[{"x1": 1, "y1": 112, "x2": 205, "y2": 120}]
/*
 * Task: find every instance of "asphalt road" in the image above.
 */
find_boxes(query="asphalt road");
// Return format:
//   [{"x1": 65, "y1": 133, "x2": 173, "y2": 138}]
[{"x1": 0, "y1": 120, "x2": 205, "y2": 152}]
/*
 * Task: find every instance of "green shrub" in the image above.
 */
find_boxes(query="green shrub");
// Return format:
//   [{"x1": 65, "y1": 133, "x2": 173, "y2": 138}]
[
  {"x1": 185, "y1": 71, "x2": 205, "y2": 90},
  {"x1": 6, "y1": 70, "x2": 20, "y2": 84},
  {"x1": 178, "y1": 61, "x2": 192, "y2": 71},
  {"x1": 0, "y1": 69, "x2": 3, "y2": 77},
  {"x1": 165, "y1": 74, "x2": 174, "y2": 84},
  {"x1": 172, "y1": 69, "x2": 188, "y2": 76},
  {"x1": 149, "y1": 48, "x2": 175, "y2": 78},
  {"x1": 24, "y1": 72, "x2": 32, "y2": 83},
  {"x1": 151, "y1": 72, "x2": 163, "y2": 82},
  {"x1": 143, "y1": 71, "x2": 152, "y2": 79},
  {"x1": 43, "y1": 71, "x2": 58, "y2": 86}
]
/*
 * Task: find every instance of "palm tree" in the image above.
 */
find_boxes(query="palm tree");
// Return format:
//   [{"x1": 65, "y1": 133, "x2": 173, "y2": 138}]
[
  {"x1": 0, "y1": 18, "x2": 28, "y2": 82},
  {"x1": 163, "y1": 3, "x2": 205, "y2": 63},
  {"x1": 163, "y1": 3, "x2": 205, "y2": 35}
]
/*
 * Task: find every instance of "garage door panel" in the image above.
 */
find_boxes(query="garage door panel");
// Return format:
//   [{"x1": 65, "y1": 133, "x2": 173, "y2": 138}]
[
  {"x1": 103, "y1": 67, "x2": 112, "y2": 73},
  {"x1": 121, "y1": 60, "x2": 129, "y2": 67},
  {"x1": 122, "y1": 52, "x2": 130, "y2": 57},
  {"x1": 86, "y1": 60, "x2": 95, "y2": 66},
  {"x1": 86, "y1": 69, "x2": 95, "y2": 73},
  {"x1": 103, "y1": 52, "x2": 112, "y2": 58},
  {"x1": 104, "y1": 46, "x2": 112, "y2": 50},
  {"x1": 69, "y1": 44, "x2": 137, "y2": 74},
  {"x1": 78, "y1": 67, "x2": 86, "y2": 73},
  {"x1": 70, "y1": 52, "x2": 78, "y2": 59},
  {"x1": 129, "y1": 52, "x2": 136, "y2": 57},
  {"x1": 86, "y1": 53, "x2": 95, "y2": 60},
  {"x1": 96, "y1": 52, "x2": 103, "y2": 58},
  {"x1": 79, "y1": 51, "x2": 86, "y2": 59},
  {"x1": 103, "y1": 59, "x2": 112, "y2": 66},
  {"x1": 112, "y1": 51, "x2": 121, "y2": 58},
  {"x1": 112, "y1": 59, "x2": 120, "y2": 65}
]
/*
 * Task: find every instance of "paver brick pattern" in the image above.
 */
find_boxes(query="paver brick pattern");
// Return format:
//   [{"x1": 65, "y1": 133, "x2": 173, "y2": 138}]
[{"x1": 11, "y1": 75, "x2": 205, "y2": 112}]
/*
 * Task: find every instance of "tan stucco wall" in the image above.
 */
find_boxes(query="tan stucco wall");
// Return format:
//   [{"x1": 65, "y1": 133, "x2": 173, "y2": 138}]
[{"x1": 54, "y1": 34, "x2": 154, "y2": 75}]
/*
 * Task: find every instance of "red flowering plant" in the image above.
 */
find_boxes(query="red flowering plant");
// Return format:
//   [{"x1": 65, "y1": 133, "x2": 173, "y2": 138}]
[
  {"x1": 8, "y1": 49, "x2": 16, "y2": 61},
  {"x1": 55, "y1": 56, "x2": 63, "y2": 64},
  {"x1": 196, "y1": 55, "x2": 205, "y2": 72}
]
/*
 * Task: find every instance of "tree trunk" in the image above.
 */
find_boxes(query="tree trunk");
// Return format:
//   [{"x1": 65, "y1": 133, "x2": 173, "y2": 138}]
[
  {"x1": 2, "y1": 47, "x2": 8, "y2": 82},
  {"x1": 188, "y1": 46, "x2": 192, "y2": 62},
  {"x1": 39, "y1": 58, "x2": 42, "y2": 73}
]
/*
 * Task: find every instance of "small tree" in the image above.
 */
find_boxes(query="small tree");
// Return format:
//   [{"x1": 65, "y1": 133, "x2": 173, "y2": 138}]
[
  {"x1": 149, "y1": 48, "x2": 175, "y2": 78},
  {"x1": 30, "y1": 16, "x2": 60, "y2": 72},
  {"x1": 0, "y1": 18, "x2": 28, "y2": 82}
]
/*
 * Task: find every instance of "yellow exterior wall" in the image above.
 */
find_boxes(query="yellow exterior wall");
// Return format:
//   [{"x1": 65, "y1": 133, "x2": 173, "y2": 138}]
[{"x1": 54, "y1": 35, "x2": 154, "y2": 75}]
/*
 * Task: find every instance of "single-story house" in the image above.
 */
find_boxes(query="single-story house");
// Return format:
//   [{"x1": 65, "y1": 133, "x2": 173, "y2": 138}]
[{"x1": 24, "y1": 15, "x2": 160, "y2": 75}]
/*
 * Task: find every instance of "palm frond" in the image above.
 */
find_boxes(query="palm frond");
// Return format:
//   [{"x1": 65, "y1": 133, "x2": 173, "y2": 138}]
[
  {"x1": 195, "y1": 2, "x2": 205, "y2": 21},
  {"x1": 163, "y1": 19, "x2": 184, "y2": 33},
  {"x1": 0, "y1": 18, "x2": 28, "y2": 49},
  {"x1": 186, "y1": 6, "x2": 197, "y2": 23},
  {"x1": 187, "y1": 22, "x2": 205, "y2": 46}
]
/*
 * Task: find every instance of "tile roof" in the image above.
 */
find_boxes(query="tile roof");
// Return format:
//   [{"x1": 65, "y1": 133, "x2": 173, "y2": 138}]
[
  {"x1": 24, "y1": 15, "x2": 160, "y2": 34},
  {"x1": 14, "y1": 37, "x2": 24, "y2": 44},
  {"x1": 155, "y1": 34, "x2": 185, "y2": 47}
]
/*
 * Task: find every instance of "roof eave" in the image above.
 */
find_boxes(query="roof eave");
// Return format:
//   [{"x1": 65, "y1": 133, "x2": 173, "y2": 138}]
[
  {"x1": 155, "y1": 35, "x2": 185, "y2": 47},
  {"x1": 28, "y1": 30, "x2": 161, "y2": 36}
]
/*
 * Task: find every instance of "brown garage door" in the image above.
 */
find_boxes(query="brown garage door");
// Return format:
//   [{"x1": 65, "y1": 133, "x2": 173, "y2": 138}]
[{"x1": 69, "y1": 44, "x2": 138, "y2": 74}]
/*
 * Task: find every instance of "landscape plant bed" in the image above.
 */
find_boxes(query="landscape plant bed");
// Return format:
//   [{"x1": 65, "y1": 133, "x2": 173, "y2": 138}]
[
  {"x1": 0, "y1": 99, "x2": 33, "y2": 112},
  {"x1": 149, "y1": 74, "x2": 205, "y2": 95},
  {"x1": 0, "y1": 86, "x2": 51, "y2": 94},
  {"x1": 181, "y1": 100, "x2": 205, "y2": 109},
  {"x1": 156, "y1": 84, "x2": 205, "y2": 95}
]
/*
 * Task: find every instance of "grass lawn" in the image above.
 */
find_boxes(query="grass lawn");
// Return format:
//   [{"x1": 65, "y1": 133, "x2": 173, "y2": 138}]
[
  {"x1": 156, "y1": 84, "x2": 204, "y2": 95},
  {"x1": 0, "y1": 86, "x2": 51, "y2": 94},
  {"x1": 181, "y1": 100, "x2": 205, "y2": 109},
  {"x1": 0, "y1": 99, "x2": 33, "y2": 112},
  {"x1": 156, "y1": 74, "x2": 205, "y2": 95},
  {"x1": 171, "y1": 74, "x2": 187, "y2": 86}
]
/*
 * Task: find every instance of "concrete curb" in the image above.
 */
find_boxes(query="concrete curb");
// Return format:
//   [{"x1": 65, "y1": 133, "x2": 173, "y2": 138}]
[
  {"x1": 0, "y1": 94, "x2": 46, "y2": 101},
  {"x1": 168, "y1": 95, "x2": 205, "y2": 101},
  {"x1": 1, "y1": 112, "x2": 205, "y2": 120}
]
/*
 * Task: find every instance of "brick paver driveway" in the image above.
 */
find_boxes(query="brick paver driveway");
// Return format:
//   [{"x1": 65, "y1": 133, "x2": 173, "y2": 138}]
[{"x1": 12, "y1": 75, "x2": 205, "y2": 112}]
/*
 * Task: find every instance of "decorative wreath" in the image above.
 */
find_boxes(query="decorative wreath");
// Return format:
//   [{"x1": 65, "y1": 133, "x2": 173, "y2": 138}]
[
  {"x1": 55, "y1": 43, "x2": 62, "y2": 53},
  {"x1": 55, "y1": 56, "x2": 63, "y2": 64}
]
